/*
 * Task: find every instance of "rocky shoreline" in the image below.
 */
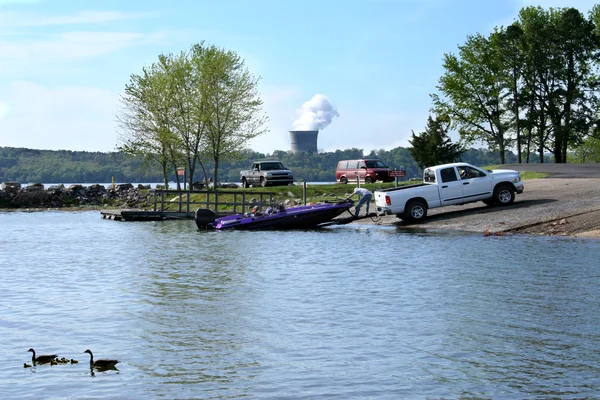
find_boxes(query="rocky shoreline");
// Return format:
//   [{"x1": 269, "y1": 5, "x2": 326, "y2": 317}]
[{"x1": 0, "y1": 182, "x2": 152, "y2": 209}]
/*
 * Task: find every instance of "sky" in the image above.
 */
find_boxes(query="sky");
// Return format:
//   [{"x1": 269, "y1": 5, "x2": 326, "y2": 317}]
[{"x1": 0, "y1": 0, "x2": 598, "y2": 155}]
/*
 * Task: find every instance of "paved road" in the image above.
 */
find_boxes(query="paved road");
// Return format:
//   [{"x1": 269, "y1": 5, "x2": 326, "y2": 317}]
[
  {"x1": 365, "y1": 164, "x2": 600, "y2": 234},
  {"x1": 504, "y1": 163, "x2": 600, "y2": 178}
]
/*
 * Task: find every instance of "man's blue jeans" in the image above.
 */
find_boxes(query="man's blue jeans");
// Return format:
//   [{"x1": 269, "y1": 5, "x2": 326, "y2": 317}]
[{"x1": 355, "y1": 193, "x2": 372, "y2": 217}]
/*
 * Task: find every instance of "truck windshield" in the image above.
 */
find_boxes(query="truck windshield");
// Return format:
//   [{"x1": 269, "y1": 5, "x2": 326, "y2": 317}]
[{"x1": 261, "y1": 162, "x2": 285, "y2": 170}]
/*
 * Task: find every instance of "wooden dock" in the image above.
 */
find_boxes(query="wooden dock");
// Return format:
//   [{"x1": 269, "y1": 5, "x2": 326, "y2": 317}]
[
  {"x1": 101, "y1": 210, "x2": 194, "y2": 221},
  {"x1": 101, "y1": 188, "x2": 278, "y2": 222}
]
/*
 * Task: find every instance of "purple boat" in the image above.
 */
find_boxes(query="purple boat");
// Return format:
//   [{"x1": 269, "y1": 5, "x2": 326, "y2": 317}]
[{"x1": 195, "y1": 200, "x2": 354, "y2": 230}]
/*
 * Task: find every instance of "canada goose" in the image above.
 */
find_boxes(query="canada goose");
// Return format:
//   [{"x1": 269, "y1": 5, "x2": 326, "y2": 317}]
[
  {"x1": 83, "y1": 349, "x2": 119, "y2": 369},
  {"x1": 28, "y1": 348, "x2": 57, "y2": 365}
]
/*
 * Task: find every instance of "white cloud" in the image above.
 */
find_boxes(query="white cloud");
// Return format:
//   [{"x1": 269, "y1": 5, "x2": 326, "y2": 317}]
[
  {"x1": 249, "y1": 83, "x2": 429, "y2": 155},
  {"x1": 0, "y1": 31, "x2": 168, "y2": 64},
  {"x1": 0, "y1": 81, "x2": 120, "y2": 151},
  {"x1": 0, "y1": 10, "x2": 142, "y2": 27}
]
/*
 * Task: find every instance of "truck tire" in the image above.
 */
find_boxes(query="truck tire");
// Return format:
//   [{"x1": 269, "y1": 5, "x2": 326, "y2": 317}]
[
  {"x1": 404, "y1": 199, "x2": 428, "y2": 222},
  {"x1": 340, "y1": 176, "x2": 348, "y2": 184},
  {"x1": 260, "y1": 177, "x2": 267, "y2": 187},
  {"x1": 365, "y1": 176, "x2": 374, "y2": 184},
  {"x1": 493, "y1": 184, "x2": 515, "y2": 205},
  {"x1": 242, "y1": 178, "x2": 249, "y2": 188}
]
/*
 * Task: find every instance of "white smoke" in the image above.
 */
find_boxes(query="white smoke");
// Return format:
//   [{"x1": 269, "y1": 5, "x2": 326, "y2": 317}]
[{"x1": 292, "y1": 94, "x2": 339, "y2": 131}]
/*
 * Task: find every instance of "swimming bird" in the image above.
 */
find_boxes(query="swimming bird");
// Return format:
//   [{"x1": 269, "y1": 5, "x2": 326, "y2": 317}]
[
  {"x1": 83, "y1": 349, "x2": 119, "y2": 369},
  {"x1": 28, "y1": 348, "x2": 58, "y2": 365},
  {"x1": 23, "y1": 363, "x2": 32, "y2": 368},
  {"x1": 70, "y1": 359, "x2": 79, "y2": 364}
]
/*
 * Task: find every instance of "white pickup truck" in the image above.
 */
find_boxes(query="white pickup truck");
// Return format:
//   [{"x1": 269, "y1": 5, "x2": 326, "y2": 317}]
[{"x1": 374, "y1": 162, "x2": 524, "y2": 222}]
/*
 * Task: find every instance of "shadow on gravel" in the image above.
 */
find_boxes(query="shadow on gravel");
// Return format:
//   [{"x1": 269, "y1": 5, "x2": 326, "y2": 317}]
[{"x1": 390, "y1": 198, "x2": 558, "y2": 226}]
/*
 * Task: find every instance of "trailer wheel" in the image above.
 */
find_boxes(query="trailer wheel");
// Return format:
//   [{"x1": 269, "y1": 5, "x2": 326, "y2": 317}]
[
  {"x1": 494, "y1": 184, "x2": 515, "y2": 205},
  {"x1": 404, "y1": 199, "x2": 428, "y2": 222}
]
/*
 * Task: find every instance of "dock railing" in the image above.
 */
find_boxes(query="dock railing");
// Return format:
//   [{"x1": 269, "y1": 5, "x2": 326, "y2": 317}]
[{"x1": 151, "y1": 189, "x2": 276, "y2": 216}]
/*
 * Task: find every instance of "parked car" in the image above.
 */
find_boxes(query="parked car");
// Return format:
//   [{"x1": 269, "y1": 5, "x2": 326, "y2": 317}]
[
  {"x1": 240, "y1": 161, "x2": 294, "y2": 187},
  {"x1": 336, "y1": 159, "x2": 394, "y2": 184}
]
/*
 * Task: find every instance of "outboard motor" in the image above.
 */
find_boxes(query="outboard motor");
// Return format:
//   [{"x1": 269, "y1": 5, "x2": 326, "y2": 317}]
[{"x1": 195, "y1": 209, "x2": 216, "y2": 230}]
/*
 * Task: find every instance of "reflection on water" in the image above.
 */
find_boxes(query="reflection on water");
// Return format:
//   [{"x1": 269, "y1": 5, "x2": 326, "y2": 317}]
[{"x1": 1, "y1": 210, "x2": 600, "y2": 399}]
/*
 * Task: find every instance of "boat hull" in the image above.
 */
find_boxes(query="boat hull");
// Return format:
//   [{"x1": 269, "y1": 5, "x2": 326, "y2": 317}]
[{"x1": 195, "y1": 202, "x2": 353, "y2": 230}]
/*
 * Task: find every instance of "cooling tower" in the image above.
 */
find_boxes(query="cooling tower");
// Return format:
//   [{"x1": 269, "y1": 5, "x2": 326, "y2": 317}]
[{"x1": 289, "y1": 130, "x2": 319, "y2": 153}]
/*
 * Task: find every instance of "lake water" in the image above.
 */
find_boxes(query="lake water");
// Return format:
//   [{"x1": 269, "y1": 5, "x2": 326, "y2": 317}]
[{"x1": 1, "y1": 210, "x2": 600, "y2": 399}]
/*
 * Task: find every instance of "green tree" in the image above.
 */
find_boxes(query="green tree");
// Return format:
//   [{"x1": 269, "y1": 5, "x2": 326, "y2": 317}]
[
  {"x1": 192, "y1": 43, "x2": 268, "y2": 187},
  {"x1": 493, "y1": 24, "x2": 526, "y2": 163},
  {"x1": 409, "y1": 116, "x2": 464, "y2": 169},
  {"x1": 432, "y1": 33, "x2": 511, "y2": 163},
  {"x1": 117, "y1": 57, "x2": 176, "y2": 187},
  {"x1": 117, "y1": 42, "x2": 267, "y2": 189}
]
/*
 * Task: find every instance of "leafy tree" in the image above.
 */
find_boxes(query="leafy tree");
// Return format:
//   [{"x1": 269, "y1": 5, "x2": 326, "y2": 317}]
[
  {"x1": 493, "y1": 24, "x2": 526, "y2": 163},
  {"x1": 117, "y1": 56, "x2": 176, "y2": 187},
  {"x1": 117, "y1": 42, "x2": 267, "y2": 189},
  {"x1": 409, "y1": 116, "x2": 464, "y2": 169},
  {"x1": 192, "y1": 43, "x2": 268, "y2": 186},
  {"x1": 573, "y1": 135, "x2": 600, "y2": 162},
  {"x1": 517, "y1": 7, "x2": 599, "y2": 163},
  {"x1": 432, "y1": 33, "x2": 511, "y2": 163}
]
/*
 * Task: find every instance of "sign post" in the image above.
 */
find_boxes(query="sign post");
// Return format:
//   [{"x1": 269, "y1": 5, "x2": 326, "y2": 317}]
[
  {"x1": 176, "y1": 168, "x2": 186, "y2": 190},
  {"x1": 389, "y1": 169, "x2": 406, "y2": 187}
]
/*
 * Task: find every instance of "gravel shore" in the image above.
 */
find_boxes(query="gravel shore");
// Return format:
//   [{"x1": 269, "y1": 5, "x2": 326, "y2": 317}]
[{"x1": 353, "y1": 166, "x2": 600, "y2": 239}]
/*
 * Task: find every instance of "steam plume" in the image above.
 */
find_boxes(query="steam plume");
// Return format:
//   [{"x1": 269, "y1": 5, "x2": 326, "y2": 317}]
[{"x1": 292, "y1": 94, "x2": 339, "y2": 131}]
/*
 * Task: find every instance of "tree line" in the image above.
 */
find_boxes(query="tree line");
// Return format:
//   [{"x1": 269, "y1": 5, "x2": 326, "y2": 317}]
[
  {"x1": 431, "y1": 5, "x2": 600, "y2": 164},
  {"x1": 0, "y1": 145, "x2": 536, "y2": 185}
]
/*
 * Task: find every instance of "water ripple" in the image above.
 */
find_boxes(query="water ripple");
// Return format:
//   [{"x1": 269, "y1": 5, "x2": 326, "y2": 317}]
[{"x1": 1, "y1": 212, "x2": 600, "y2": 398}]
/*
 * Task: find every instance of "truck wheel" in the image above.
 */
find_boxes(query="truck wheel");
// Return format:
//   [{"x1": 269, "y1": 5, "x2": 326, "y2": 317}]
[
  {"x1": 340, "y1": 176, "x2": 348, "y2": 184},
  {"x1": 405, "y1": 200, "x2": 427, "y2": 221},
  {"x1": 260, "y1": 177, "x2": 267, "y2": 187},
  {"x1": 365, "y1": 177, "x2": 374, "y2": 184},
  {"x1": 494, "y1": 184, "x2": 515, "y2": 205},
  {"x1": 242, "y1": 178, "x2": 249, "y2": 188}
]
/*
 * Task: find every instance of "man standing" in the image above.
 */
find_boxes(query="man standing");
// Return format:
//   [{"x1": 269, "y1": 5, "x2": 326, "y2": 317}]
[{"x1": 346, "y1": 187, "x2": 372, "y2": 217}]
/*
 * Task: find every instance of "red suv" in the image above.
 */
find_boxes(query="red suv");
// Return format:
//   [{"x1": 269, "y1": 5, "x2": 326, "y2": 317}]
[{"x1": 336, "y1": 159, "x2": 393, "y2": 184}]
